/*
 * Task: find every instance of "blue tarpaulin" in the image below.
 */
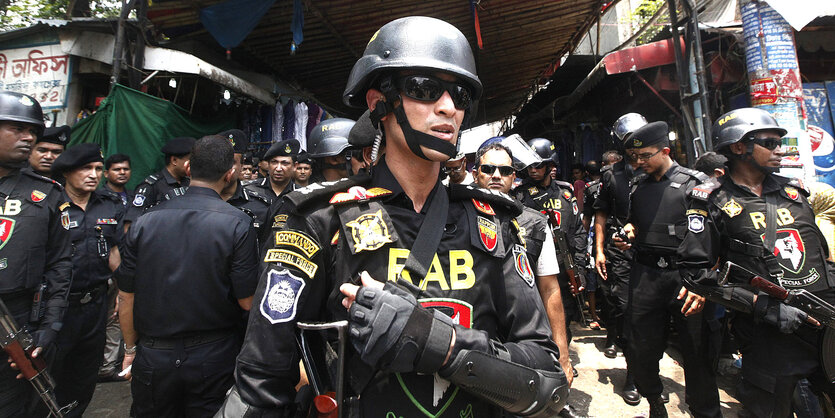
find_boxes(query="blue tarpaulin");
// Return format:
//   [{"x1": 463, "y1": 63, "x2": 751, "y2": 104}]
[{"x1": 199, "y1": 0, "x2": 277, "y2": 50}]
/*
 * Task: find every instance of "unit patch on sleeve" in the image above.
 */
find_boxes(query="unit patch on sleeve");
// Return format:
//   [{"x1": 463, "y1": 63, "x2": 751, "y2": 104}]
[
  {"x1": 477, "y1": 216, "x2": 498, "y2": 251},
  {"x1": 687, "y1": 214, "x2": 705, "y2": 233},
  {"x1": 260, "y1": 268, "x2": 306, "y2": 324},
  {"x1": 274, "y1": 231, "x2": 320, "y2": 258},
  {"x1": 263, "y1": 249, "x2": 318, "y2": 278},
  {"x1": 512, "y1": 244, "x2": 535, "y2": 287}
]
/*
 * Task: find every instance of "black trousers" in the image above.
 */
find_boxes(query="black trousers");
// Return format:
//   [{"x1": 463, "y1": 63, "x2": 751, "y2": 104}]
[
  {"x1": 131, "y1": 333, "x2": 240, "y2": 418},
  {"x1": 48, "y1": 294, "x2": 108, "y2": 418},
  {"x1": 625, "y1": 261, "x2": 722, "y2": 418},
  {"x1": 600, "y1": 242, "x2": 631, "y2": 348}
]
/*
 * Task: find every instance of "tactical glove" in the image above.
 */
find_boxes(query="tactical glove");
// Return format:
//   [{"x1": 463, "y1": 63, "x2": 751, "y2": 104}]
[
  {"x1": 754, "y1": 295, "x2": 808, "y2": 334},
  {"x1": 348, "y1": 282, "x2": 454, "y2": 374},
  {"x1": 32, "y1": 327, "x2": 57, "y2": 349}
]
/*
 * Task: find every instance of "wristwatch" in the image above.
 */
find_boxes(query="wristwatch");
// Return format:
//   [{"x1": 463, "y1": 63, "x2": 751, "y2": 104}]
[{"x1": 124, "y1": 343, "x2": 137, "y2": 355}]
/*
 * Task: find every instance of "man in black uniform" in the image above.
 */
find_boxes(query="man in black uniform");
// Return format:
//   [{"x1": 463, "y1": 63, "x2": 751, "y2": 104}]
[
  {"x1": 48, "y1": 143, "x2": 123, "y2": 416},
  {"x1": 593, "y1": 113, "x2": 647, "y2": 404},
  {"x1": 0, "y1": 91, "x2": 72, "y2": 416},
  {"x1": 27, "y1": 125, "x2": 69, "y2": 178},
  {"x1": 306, "y1": 118, "x2": 355, "y2": 183},
  {"x1": 616, "y1": 121, "x2": 721, "y2": 418},
  {"x1": 219, "y1": 16, "x2": 567, "y2": 417},
  {"x1": 117, "y1": 135, "x2": 259, "y2": 417},
  {"x1": 678, "y1": 107, "x2": 835, "y2": 416},
  {"x1": 294, "y1": 152, "x2": 313, "y2": 187},
  {"x1": 220, "y1": 129, "x2": 271, "y2": 232},
  {"x1": 125, "y1": 136, "x2": 194, "y2": 224},
  {"x1": 514, "y1": 137, "x2": 587, "y2": 334},
  {"x1": 243, "y1": 138, "x2": 299, "y2": 204},
  {"x1": 102, "y1": 153, "x2": 133, "y2": 206}
]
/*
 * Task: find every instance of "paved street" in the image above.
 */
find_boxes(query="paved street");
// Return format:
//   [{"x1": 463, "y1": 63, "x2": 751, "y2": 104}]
[{"x1": 85, "y1": 323, "x2": 743, "y2": 417}]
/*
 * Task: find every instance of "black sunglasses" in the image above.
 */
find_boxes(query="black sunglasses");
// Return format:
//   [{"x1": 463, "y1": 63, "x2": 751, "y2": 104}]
[
  {"x1": 750, "y1": 136, "x2": 783, "y2": 151},
  {"x1": 529, "y1": 162, "x2": 549, "y2": 170},
  {"x1": 479, "y1": 164, "x2": 514, "y2": 176},
  {"x1": 395, "y1": 75, "x2": 473, "y2": 110}
]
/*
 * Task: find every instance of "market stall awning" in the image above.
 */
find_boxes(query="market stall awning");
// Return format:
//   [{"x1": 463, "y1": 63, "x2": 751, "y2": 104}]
[{"x1": 145, "y1": 0, "x2": 607, "y2": 124}]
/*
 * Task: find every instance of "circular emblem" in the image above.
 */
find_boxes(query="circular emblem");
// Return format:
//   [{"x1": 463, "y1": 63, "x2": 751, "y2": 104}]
[
  {"x1": 346, "y1": 209, "x2": 393, "y2": 252},
  {"x1": 268, "y1": 280, "x2": 295, "y2": 314}
]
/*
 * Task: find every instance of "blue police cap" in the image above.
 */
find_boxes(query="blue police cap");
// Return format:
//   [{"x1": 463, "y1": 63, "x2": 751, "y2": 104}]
[{"x1": 51, "y1": 143, "x2": 102, "y2": 174}]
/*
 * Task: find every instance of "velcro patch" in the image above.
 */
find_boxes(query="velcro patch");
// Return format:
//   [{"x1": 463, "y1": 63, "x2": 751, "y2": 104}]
[
  {"x1": 687, "y1": 214, "x2": 705, "y2": 233},
  {"x1": 274, "y1": 231, "x2": 320, "y2": 258},
  {"x1": 477, "y1": 216, "x2": 497, "y2": 251},
  {"x1": 264, "y1": 249, "x2": 318, "y2": 278},
  {"x1": 260, "y1": 268, "x2": 306, "y2": 324},
  {"x1": 513, "y1": 244, "x2": 535, "y2": 287},
  {"x1": 272, "y1": 214, "x2": 288, "y2": 229}
]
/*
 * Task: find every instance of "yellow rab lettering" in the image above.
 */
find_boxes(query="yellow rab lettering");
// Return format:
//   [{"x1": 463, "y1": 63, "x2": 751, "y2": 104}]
[
  {"x1": 0, "y1": 200, "x2": 21, "y2": 216},
  {"x1": 386, "y1": 248, "x2": 475, "y2": 290},
  {"x1": 749, "y1": 208, "x2": 796, "y2": 230}
]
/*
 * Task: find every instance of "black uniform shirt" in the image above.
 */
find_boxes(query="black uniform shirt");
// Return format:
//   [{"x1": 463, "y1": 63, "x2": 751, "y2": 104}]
[
  {"x1": 0, "y1": 169, "x2": 72, "y2": 330},
  {"x1": 65, "y1": 189, "x2": 124, "y2": 291},
  {"x1": 593, "y1": 160, "x2": 635, "y2": 226},
  {"x1": 629, "y1": 162, "x2": 706, "y2": 254},
  {"x1": 243, "y1": 177, "x2": 296, "y2": 203},
  {"x1": 125, "y1": 168, "x2": 189, "y2": 223},
  {"x1": 234, "y1": 161, "x2": 559, "y2": 417},
  {"x1": 103, "y1": 183, "x2": 134, "y2": 208},
  {"x1": 228, "y1": 181, "x2": 271, "y2": 230},
  {"x1": 115, "y1": 186, "x2": 259, "y2": 338}
]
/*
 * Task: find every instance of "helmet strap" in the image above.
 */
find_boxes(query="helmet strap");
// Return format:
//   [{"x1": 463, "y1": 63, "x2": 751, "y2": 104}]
[
  {"x1": 739, "y1": 140, "x2": 779, "y2": 174},
  {"x1": 377, "y1": 76, "x2": 458, "y2": 161}
]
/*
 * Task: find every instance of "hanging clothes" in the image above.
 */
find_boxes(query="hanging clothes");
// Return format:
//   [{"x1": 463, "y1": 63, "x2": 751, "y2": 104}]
[
  {"x1": 260, "y1": 106, "x2": 273, "y2": 144},
  {"x1": 272, "y1": 100, "x2": 284, "y2": 143},
  {"x1": 306, "y1": 103, "x2": 322, "y2": 139},
  {"x1": 282, "y1": 101, "x2": 296, "y2": 141},
  {"x1": 294, "y1": 101, "x2": 308, "y2": 150}
]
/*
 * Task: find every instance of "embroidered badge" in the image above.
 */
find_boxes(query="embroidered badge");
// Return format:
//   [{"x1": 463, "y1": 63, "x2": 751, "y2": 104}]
[
  {"x1": 784, "y1": 186, "x2": 799, "y2": 201},
  {"x1": 60, "y1": 211, "x2": 70, "y2": 230},
  {"x1": 686, "y1": 209, "x2": 708, "y2": 216},
  {"x1": 691, "y1": 188, "x2": 710, "y2": 200},
  {"x1": 763, "y1": 228, "x2": 807, "y2": 275},
  {"x1": 96, "y1": 218, "x2": 118, "y2": 225},
  {"x1": 260, "y1": 269, "x2": 305, "y2": 324},
  {"x1": 346, "y1": 209, "x2": 393, "y2": 252},
  {"x1": 513, "y1": 244, "x2": 535, "y2": 287},
  {"x1": 263, "y1": 249, "x2": 318, "y2": 278},
  {"x1": 528, "y1": 187, "x2": 538, "y2": 196},
  {"x1": 633, "y1": 139, "x2": 643, "y2": 147},
  {"x1": 132, "y1": 194, "x2": 146, "y2": 207},
  {"x1": 0, "y1": 218, "x2": 15, "y2": 250},
  {"x1": 274, "y1": 231, "x2": 320, "y2": 258},
  {"x1": 285, "y1": 143, "x2": 292, "y2": 154},
  {"x1": 477, "y1": 216, "x2": 497, "y2": 251},
  {"x1": 30, "y1": 190, "x2": 45, "y2": 203},
  {"x1": 572, "y1": 201, "x2": 579, "y2": 215},
  {"x1": 720, "y1": 199, "x2": 743, "y2": 218},
  {"x1": 329, "y1": 186, "x2": 392, "y2": 204},
  {"x1": 563, "y1": 190, "x2": 572, "y2": 200},
  {"x1": 687, "y1": 214, "x2": 705, "y2": 233},
  {"x1": 472, "y1": 199, "x2": 495, "y2": 216},
  {"x1": 272, "y1": 214, "x2": 288, "y2": 228},
  {"x1": 58, "y1": 202, "x2": 70, "y2": 211}
]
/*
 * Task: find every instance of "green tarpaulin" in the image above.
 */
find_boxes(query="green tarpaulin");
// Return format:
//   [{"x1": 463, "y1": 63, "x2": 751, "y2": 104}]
[{"x1": 69, "y1": 84, "x2": 234, "y2": 190}]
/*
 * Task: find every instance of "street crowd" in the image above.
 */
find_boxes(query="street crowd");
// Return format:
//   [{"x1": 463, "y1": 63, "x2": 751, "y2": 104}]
[{"x1": 0, "y1": 15, "x2": 833, "y2": 418}]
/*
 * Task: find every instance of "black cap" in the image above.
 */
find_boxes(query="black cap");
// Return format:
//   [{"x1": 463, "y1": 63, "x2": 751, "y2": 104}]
[
  {"x1": 624, "y1": 121, "x2": 669, "y2": 149},
  {"x1": 51, "y1": 143, "x2": 103, "y2": 174},
  {"x1": 295, "y1": 151, "x2": 312, "y2": 164},
  {"x1": 264, "y1": 139, "x2": 300, "y2": 160},
  {"x1": 218, "y1": 129, "x2": 248, "y2": 154},
  {"x1": 38, "y1": 125, "x2": 70, "y2": 146},
  {"x1": 161, "y1": 137, "x2": 195, "y2": 156}
]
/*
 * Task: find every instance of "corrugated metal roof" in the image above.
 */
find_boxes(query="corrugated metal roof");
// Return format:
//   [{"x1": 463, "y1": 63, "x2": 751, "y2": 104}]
[{"x1": 145, "y1": 0, "x2": 606, "y2": 124}]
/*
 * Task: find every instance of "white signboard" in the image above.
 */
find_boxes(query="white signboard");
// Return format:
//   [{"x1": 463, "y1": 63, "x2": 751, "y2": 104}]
[{"x1": 0, "y1": 43, "x2": 71, "y2": 109}]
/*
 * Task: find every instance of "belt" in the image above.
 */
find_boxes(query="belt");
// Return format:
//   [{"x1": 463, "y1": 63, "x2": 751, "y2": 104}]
[
  {"x1": 139, "y1": 329, "x2": 233, "y2": 350},
  {"x1": 635, "y1": 252, "x2": 678, "y2": 270},
  {"x1": 67, "y1": 283, "x2": 108, "y2": 305}
]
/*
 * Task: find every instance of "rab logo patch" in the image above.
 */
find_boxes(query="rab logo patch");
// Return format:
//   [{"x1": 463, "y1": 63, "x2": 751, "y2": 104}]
[
  {"x1": 30, "y1": 190, "x2": 45, "y2": 202},
  {"x1": 765, "y1": 228, "x2": 806, "y2": 274},
  {"x1": 721, "y1": 199, "x2": 743, "y2": 218},
  {"x1": 0, "y1": 217, "x2": 15, "y2": 250},
  {"x1": 477, "y1": 216, "x2": 497, "y2": 251},
  {"x1": 346, "y1": 209, "x2": 393, "y2": 252},
  {"x1": 260, "y1": 269, "x2": 305, "y2": 324}
]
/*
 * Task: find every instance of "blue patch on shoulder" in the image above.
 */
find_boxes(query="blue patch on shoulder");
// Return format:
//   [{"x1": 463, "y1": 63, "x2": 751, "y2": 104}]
[
  {"x1": 260, "y1": 268, "x2": 305, "y2": 324},
  {"x1": 132, "y1": 194, "x2": 146, "y2": 207}
]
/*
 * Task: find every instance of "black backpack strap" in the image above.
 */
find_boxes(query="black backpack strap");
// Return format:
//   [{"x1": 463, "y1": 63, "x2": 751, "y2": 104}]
[{"x1": 763, "y1": 192, "x2": 783, "y2": 280}]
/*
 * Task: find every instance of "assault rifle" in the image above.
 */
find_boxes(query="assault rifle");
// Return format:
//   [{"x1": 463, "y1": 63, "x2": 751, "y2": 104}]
[
  {"x1": 296, "y1": 320, "x2": 349, "y2": 418},
  {"x1": 545, "y1": 210, "x2": 587, "y2": 325},
  {"x1": 0, "y1": 297, "x2": 75, "y2": 417}
]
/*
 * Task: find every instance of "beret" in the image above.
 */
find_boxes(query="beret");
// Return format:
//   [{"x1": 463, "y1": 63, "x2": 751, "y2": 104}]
[
  {"x1": 38, "y1": 125, "x2": 70, "y2": 146},
  {"x1": 161, "y1": 137, "x2": 195, "y2": 155},
  {"x1": 218, "y1": 129, "x2": 248, "y2": 154},
  {"x1": 51, "y1": 143, "x2": 102, "y2": 174},
  {"x1": 264, "y1": 139, "x2": 300, "y2": 160},
  {"x1": 624, "y1": 121, "x2": 669, "y2": 149}
]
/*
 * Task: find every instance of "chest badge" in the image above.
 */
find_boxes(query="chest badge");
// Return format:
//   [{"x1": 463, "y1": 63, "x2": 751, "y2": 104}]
[
  {"x1": 472, "y1": 199, "x2": 495, "y2": 216},
  {"x1": 512, "y1": 244, "x2": 535, "y2": 287},
  {"x1": 784, "y1": 186, "x2": 799, "y2": 201},
  {"x1": 30, "y1": 190, "x2": 46, "y2": 203},
  {"x1": 477, "y1": 216, "x2": 498, "y2": 252},
  {"x1": 528, "y1": 187, "x2": 538, "y2": 196},
  {"x1": 61, "y1": 211, "x2": 70, "y2": 230},
  {"x1": 345, "y1": 209, "x2": 393, "y2": 252},
  {"x1": 720, "y1": 199, "x2": 743, "y2": 218},
  {"x1": 0, "y1": 218, "x2": 16, "y2": 250}
]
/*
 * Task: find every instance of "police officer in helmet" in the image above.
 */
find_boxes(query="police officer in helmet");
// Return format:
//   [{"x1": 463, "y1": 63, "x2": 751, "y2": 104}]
[
  {"x1": 307, "y1": 118, "x2": 355, "y2": 182},
  {"x1": 678, "y1": 107, "x2": 835, "y2": 416},
  {"x1": 0, "y1": 91, "x2": 72, "y2": 416},
  {"x1": 220, "y1": 16, "x2": 567, "y2": 417}
]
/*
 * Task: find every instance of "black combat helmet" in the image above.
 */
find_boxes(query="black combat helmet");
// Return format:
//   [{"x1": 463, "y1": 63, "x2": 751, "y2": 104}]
[
  {"x1": 308, "y1": 118, "x2": 355, "y2": 158},
  {"x1": 527, "y1": 138, "x2": 555, "y2": 163},
  {"x1": 0, "y1": 91, "x2": 44, "y2": 133},
  {"x1": 712, "y1": 107, "x2": 787, "y2": 151}
]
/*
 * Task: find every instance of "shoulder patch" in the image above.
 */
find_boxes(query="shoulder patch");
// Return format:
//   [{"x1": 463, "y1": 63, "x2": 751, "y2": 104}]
[
  {"x1": 286, "y1": 174, "x2": 370, "y2": 212},
  {"x1": 689, "y1": 177, "x2": 722, "y2": 201},
  {"x1": 274, "y1": 230, "x2": 320, "y2": 258},
  {"x1": 260, "y1": 268, "x2": 306, "y2": 324},
  {"x1": 450, "y1": 183, "x2": 523, "y2": 217},
  {"x1": 787, "y1": 177, "x2": 809, "y2": 196},
  {"x1": 477, "y1": 216, "x2": 498, "y2": 251},
  {"x1": 472, "y1": 198, "x2": 495, "y2": 216},
  {"x1": 132, "y1": 194, "x2": 146, "y2": 207},
  {"x1": 329, "y1": 186, "x2": 391, "y2": 205},
  {"x1": 512, "y1": 244, "x2": 535, "y2": 287}
]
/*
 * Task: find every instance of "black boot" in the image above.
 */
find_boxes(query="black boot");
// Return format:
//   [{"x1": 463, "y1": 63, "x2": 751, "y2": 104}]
[
  {"x1": 661, "y1": 391, "x2": 669, "y2": 403},
  {"x1": 648, "y1": 396, "x2": 668, "y2": 418},
  {"x1": 604, "y1": 344, "x2": 618, "y2": 359},
  {"x1": 622, "y1": 373, "x2": 640, "y2": 406}
]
